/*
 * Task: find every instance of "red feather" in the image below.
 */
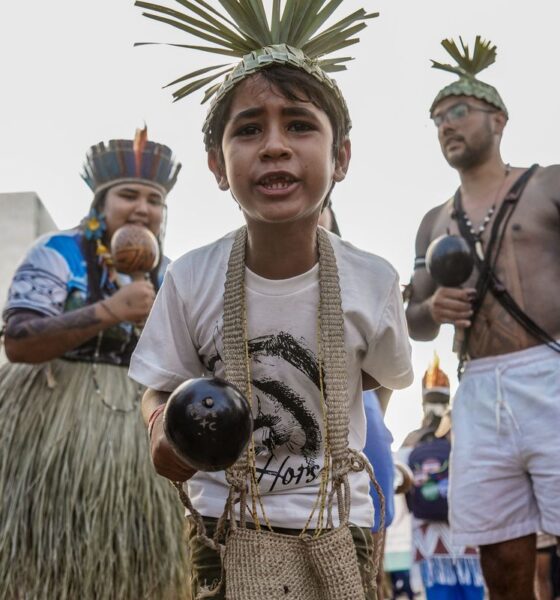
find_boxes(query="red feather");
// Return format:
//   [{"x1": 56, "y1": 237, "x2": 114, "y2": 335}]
[{"x1": 133, "y1": 125, "x2": 148, "y2": 176}]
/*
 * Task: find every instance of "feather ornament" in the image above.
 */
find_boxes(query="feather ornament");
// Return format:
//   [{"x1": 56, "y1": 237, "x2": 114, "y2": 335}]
[{"x1": 133, "y1": 125, "x2": 149, "y2": 177}]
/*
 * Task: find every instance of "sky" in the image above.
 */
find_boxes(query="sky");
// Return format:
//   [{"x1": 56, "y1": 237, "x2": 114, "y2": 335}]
[{"x1": 1, "y1": 0, "x2": 559, "y2": 447}]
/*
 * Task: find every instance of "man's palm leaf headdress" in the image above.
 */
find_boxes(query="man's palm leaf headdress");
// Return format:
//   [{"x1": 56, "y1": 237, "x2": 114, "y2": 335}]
[
  {"x1": 431, "y1": 36, "x2": 497, "y2": 80},
  {"x1": 430, "y1": 36, "x2": 507, "y2": 116}
]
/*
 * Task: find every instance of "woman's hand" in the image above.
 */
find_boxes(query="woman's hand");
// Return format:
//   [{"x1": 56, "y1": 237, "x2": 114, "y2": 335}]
[{"x1": 102, "y1": 280, "x2": 156, "y2": 324}]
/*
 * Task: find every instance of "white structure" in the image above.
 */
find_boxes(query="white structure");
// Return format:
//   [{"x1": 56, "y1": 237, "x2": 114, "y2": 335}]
[{"x1": 0, "y1": 192, "x2": 57, "y2": 363}]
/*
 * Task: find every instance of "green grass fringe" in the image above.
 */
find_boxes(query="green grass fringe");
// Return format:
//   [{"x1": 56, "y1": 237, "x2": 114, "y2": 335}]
[{"x1": 0, "y1": 359, "x2": 190, "y2": 599}]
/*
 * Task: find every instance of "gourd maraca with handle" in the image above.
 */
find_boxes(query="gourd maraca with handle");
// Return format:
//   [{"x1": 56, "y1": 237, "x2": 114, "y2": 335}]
[
  {"x1": 110, "y1": 223, "x2": 160, "y2": 281},
  {"x1": 425, "y1": 234, "x2": 474, "y2": 287},
  {"x1": 164, "y1": 377, "x2": 253, "y2": 472},
  {"x1": 426, "y1": 234, "x2": 475, "y2": 352}
]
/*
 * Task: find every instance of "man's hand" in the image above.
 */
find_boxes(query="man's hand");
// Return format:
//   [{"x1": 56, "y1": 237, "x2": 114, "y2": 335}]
[
  {"x1": 103, "y1": 281, "x2": 156, "y2": 323},
  {"x1": 428, "y1": 287, "x2": 476, "y2": 328}
]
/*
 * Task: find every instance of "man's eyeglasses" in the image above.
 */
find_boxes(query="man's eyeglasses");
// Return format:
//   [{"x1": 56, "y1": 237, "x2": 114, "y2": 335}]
[{"x1": 431, "y1": 102, "x2": 496, "y2": 127}]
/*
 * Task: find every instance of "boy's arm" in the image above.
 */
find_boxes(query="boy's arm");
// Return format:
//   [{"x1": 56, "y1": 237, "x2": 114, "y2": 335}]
[
  {"x1": 143, "y1": 387, "x2": 197, "y2": 482},
  {"x1": 362, "y1": 270, "x2": 414, "y2": 391},
  {"x1": 142, "y1": 387, "x2": 170, "y2": 424}
]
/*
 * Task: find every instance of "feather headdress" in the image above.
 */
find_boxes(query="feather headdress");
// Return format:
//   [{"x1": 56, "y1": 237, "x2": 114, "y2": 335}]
[
  {"x1": 135, "y1": 0, "x2": 378, "y2": 147},
  {"x1": 422, "y1": 352, "x2": 450, "y2": 399},
  {"x1": 82, "y1": 126, "x2": 182, "y2": 199},
  {"x1": 430, "y1": 36, "x2": 507, "y2": 117}
]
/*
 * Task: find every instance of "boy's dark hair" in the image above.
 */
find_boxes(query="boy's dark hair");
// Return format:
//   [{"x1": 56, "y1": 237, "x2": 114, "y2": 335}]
[{"x1": 206, "y1": 64, "x2": 351, "y2": 157}]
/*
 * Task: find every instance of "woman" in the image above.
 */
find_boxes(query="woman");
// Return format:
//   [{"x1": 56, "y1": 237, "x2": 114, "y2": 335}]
[{"x1": 0, "y1": 128, "x2": 188, "y2": 599}]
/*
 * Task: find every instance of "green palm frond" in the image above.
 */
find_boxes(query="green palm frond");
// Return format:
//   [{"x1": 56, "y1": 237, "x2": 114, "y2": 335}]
[
  {"x1": 163, "y1": 62, "x2": 231, "y2": 88},
  {"x1": 431, "y1": 36, "x2": 497, "y2": 78},
  {"x1": 135, "y1": 0, "x2": 378, "y2": 103},
  {"x1": 317, "y1": 55, "x2": 352, "y2": 73}
]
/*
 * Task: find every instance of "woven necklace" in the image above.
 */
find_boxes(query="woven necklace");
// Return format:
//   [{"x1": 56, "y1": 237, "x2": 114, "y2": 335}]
[{"x1": 222, "y1": 226, "x2": 352, "y2": 533}]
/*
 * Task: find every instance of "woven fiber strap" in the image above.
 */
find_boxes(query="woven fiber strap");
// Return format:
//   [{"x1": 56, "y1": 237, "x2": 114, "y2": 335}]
[
  {"x1": 222, "y1": 226, "x2": 251, "y2": 495},
  {"x1": 223, "y1": 226, "x2": 353, "y2": 523}
]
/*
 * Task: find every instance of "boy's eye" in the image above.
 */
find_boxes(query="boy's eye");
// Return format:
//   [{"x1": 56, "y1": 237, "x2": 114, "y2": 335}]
[
  {"x1": 235, "y1": 124, "x2": 261, "y2": 136},
  {"x1": 288, "y1": 121, "x2": 314, "y2": 132},
  {"x1": 148, "y1": 197, "x2": 164, "y2": 207}
]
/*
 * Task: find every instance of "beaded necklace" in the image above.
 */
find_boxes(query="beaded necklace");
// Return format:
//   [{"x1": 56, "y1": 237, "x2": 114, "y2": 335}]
[
  {"x1": 460, "y1": 164, "x2": 511, "y2": 260},
  {"x1": 90, "y1": 332, "x2": 143, "y2": 413},
  {"x1": 90, "y1": 239, "x2": 143, "y2": 413}
]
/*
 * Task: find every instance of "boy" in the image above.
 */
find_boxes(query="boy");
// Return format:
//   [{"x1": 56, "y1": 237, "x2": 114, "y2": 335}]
[{"x1": 130, "y1": 2, "x2": 413, "y2": 598}]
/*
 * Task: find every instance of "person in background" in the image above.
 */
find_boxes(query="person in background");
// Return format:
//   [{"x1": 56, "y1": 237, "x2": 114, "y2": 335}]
[
  {"x1": 406, "y1": 36, "x2": 560, "y2": 599},
  {"x1": 0, "y1": 128, "x2": 188, "y2": 599},
  {"x1": 402, "y1": 355, "x2": 484, "y2": 600}
]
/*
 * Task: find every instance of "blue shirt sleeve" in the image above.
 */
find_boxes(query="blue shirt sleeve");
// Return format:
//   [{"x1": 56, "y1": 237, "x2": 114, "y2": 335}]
[
  {"x1": 363, "y1": 390, "x2": 395, "y2": 531},
  {"x1": 3, "y1": 231, "x2": 86, "y2": 320}
]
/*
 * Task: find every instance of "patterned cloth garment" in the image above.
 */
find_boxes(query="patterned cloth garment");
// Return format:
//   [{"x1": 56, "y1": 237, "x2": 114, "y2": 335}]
[{"x1": 3, "y1": 228, "x2": 168, "y2": 365}]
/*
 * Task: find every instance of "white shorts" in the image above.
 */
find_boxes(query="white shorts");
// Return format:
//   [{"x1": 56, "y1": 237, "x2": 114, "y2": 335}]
[{"x1": 449, "y1": 344, "x2": 560, "y2": 546}]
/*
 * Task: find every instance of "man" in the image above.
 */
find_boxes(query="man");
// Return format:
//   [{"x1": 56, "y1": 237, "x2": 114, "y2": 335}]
[{"x1": 406, "y1": 37, "x2": 560, "y2": 600}]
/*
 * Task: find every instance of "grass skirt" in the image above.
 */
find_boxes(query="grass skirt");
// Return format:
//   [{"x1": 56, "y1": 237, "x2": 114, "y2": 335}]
[{"x1": 0, "y1": 359, "x2": 188, "y2": 599}]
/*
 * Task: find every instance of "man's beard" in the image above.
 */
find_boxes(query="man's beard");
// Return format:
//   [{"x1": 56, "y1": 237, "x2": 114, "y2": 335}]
[{"x1": 442, "y1": 122, "x2": 494, "y2": 170}]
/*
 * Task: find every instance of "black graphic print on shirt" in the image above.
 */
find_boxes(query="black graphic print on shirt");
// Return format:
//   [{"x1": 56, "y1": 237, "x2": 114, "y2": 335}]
[{"x1": 207, "y1": 324, "x2": 323, "y2": 493}]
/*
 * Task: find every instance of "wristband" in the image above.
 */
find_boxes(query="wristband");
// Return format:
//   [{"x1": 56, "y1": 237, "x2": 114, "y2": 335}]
[{"x1": 147, "y1": 404, "x2": 166, "y2": 438}]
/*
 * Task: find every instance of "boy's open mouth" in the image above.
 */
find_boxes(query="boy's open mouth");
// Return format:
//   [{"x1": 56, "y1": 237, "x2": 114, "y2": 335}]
[{"x1": 258, "y1": 173, "x2": 298, "y2": 191}]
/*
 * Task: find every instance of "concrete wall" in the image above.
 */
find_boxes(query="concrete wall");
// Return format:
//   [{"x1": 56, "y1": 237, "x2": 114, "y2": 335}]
[{"x1": 0, "y1": 192, "x2": 57, "y2": 363}]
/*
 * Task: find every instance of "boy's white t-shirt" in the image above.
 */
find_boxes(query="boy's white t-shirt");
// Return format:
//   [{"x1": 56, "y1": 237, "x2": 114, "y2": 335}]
[{"x1": 130, "y1": 229, "x2": 413, "y2": 529}]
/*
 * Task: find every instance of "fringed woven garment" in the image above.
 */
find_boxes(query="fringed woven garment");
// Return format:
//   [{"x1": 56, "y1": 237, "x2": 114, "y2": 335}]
[
  {"x1": 177, "y1": 227, "x2": 384, "y2": 600},
  {"x1": 0, "y1": 359, "x2": 189, "y2": 600}
]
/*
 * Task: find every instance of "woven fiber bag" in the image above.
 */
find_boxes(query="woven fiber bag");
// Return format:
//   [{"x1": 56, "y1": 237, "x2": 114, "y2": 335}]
[{"x1": 224, "y1": 525, "x2": 364, "y2": 600}]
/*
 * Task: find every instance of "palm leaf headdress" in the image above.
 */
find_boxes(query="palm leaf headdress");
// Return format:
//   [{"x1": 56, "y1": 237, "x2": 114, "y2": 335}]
[
  {"x1": 135, "y1": 0, "x2": 379, "y2": 147},
  {"x1": 430, "y1": 36, "x2": 507, "y2": 116}
]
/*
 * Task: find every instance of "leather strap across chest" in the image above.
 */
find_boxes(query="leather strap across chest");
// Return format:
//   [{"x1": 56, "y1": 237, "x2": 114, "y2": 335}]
[{"x1": 453, "y1": 164, "x2": 560, "y2": 375}]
